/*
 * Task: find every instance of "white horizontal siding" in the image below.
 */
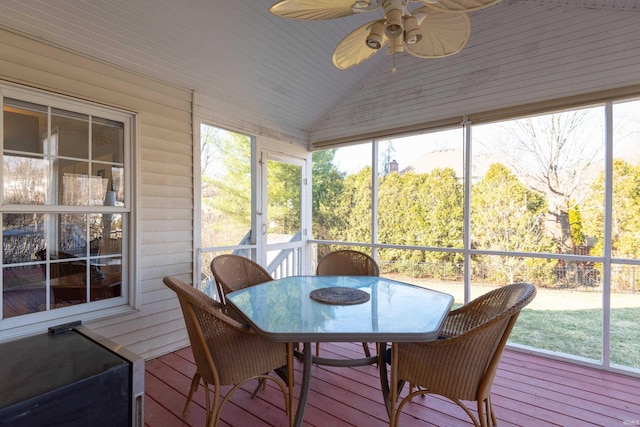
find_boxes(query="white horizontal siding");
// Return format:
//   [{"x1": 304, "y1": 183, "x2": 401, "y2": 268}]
[
  {"x1": 0, "y1": 28, "x2": 194, "y2": 359},
  {"x1": 91, "y1": 289, "x2": 190, "y2": 354},
  {"x1": 310, "y1": 5, "x2": 640, "y2": 144}
]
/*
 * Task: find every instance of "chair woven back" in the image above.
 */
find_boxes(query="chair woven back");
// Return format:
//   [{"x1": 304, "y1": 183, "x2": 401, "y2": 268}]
[
  {"x1": 316, "y1": 250, "x2": 379, "y2": 276},
  {"x1": 391, "y1": 283, "x2": 536, "y2": 427},
  {"x1": 163, "y1": 276, "x2": 286, "y2": 386},
  {"x1": 439, "y1": 282, "x2": 535, "y2": 340},
  {"x1": 210, "y1": 254, "x2": 273, "y2": 301}
]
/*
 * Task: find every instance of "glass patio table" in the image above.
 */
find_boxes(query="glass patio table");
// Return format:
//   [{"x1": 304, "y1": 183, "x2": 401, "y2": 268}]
[{"x1": 226, "y1": 275, "x2": 454, "y2": 427}]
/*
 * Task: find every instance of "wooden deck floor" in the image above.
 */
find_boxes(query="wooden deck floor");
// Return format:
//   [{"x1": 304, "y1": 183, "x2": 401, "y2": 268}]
[{"x1": 145, "y1": 342, "x2": 640, "y2": 427}]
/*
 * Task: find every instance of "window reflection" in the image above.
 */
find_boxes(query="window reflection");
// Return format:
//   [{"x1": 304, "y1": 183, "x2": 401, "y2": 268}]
[
  {"x1": 2, "y1": 265, "x2": 46, "y2": 318},
  {"x1": 2, "y1": 98, "x2": 47, "y2": 154},
  {"x1": 92, "y1": 117, "x2": 124, "y2": 163},
  {"x1": 3, "y1": 155, "x2": 50, "y2": 205},
  {"x1": 2, "y1": 211, "x2": 123, "y2": 315},
  {"x1": 52, "y1": 108, "x2": 89, "y2": 159}
]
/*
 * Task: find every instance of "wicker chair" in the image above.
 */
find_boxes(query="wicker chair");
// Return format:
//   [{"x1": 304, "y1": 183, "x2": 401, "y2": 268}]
[
  {"x1": 316, "y1": 249, "x2": 379, "y2": 357},
  {"x1": 163, "y1": 276, "x2": 294, "y2": 427},
  {"x1": 210, "y1": 254, "x2": 273, "y2": 303},
  {"x1": 195, "y1": 254, "x2": 275, "y2": 407},
  {"x1": 316, "y1": 249, "x2": 379, "y2": 277},
  {"x1": 388, "y1": 282, "x2": 537, "y2": 427},
  {"x1": 211, "y1": 254, "x2": 309, "y2": 385}
]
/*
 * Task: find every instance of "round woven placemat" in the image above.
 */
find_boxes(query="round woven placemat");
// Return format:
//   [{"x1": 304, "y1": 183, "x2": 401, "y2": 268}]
[{"x1": 309, "y1": 287, "x2": 370, "y2": 305}]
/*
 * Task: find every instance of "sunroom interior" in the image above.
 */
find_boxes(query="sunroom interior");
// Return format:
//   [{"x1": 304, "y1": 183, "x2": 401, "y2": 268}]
[{"x1": 0, "y1": 0, "x2": 639, "y2": 425}]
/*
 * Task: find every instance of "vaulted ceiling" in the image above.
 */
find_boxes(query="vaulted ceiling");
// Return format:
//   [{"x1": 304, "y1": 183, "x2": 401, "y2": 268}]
[{"x1": 0, "y1": 0, "x2": 638, "y2": 146}]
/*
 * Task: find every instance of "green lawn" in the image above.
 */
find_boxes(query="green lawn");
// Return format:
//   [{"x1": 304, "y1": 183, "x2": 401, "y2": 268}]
[{"x1": 510, "y1": 307, "x2": 640, "y2": 369}]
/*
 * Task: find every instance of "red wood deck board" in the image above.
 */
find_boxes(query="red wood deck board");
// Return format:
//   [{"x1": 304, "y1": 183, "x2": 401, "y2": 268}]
[
  {"x1": 496, "y1": 358, "x2": 637, "y2": 413},
  {"x1": 144, "y1": 394, "x2": 190, "y2": 427},
  {"x1": 502, "y1": 350, "x2": 639, "y2": 390},
  {"x1": 149, "y1": 352, "x2": 295, "y2": 426},
  {"x1": 491, "y1": 382, "x2": 614, "y2": 426},
  {"x1": 309, "y1": 367, "x2": 389, "y2": 420},
  {"x1": 494, "y1": 380, "x2": 627, "y2": 424},
  {"x1": 495, "y1": 368, "x2": 634, "y2": 422},
  {"x1": 303, "y1": 379, "x2": 389, "y2": 426},
  {"x1": 174, "y1": 346, "x2": 197, "y2": 363},
  {"x1": 145, "y1": 345, "x2": 640, "y2": 427},
  {"x1": 145, "y1": 370, "x2": 212, "y2": 427}
]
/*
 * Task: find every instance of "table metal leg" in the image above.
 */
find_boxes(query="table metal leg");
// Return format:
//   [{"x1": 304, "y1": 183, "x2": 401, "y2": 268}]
[
  {"x1": 293, "y1": 342, "x2": 313, "y2": 427},
  {"x1": 378, "y1": 342, "x2": 392, "y2": 416},
  {"x1": 291, "y1": 342, "x2": 379, "y2": 426}
]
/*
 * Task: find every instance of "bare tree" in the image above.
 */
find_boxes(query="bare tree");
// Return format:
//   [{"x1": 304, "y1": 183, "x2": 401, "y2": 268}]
[
  {"x1": 3, "y1": 156, "x2": 48, "y2": 205},
  {"x1": 478, "y1": 109, "x2": 602, "y2": 252}
]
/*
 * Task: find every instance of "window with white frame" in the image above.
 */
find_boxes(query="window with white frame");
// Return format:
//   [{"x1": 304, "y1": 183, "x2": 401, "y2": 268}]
[{"x1": 1, "y1": 84, "x2": 132, "y2": 330}]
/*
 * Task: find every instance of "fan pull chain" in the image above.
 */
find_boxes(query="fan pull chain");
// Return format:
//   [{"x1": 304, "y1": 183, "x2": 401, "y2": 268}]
[{"x1": 392, "y1": 51, "x2": 397, "y2": 73}]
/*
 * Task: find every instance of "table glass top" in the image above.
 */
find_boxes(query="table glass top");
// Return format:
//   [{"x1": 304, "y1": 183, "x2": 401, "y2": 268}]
[{"x1": 226, "y1": 276, "x2": 454, "y2": 342}]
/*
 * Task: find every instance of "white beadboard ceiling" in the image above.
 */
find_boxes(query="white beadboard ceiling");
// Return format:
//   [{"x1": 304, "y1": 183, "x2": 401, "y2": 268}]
[{"x1": 0, "y1": 0, "x2": 638, "y2": 145}]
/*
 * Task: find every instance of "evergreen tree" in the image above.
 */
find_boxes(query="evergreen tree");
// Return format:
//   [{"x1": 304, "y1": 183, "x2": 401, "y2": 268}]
[
  {"x1": 583, "y1": 159, "x2": 640, "y2": 259},
  {"x1": 471, "y1": 163, "x2": 554, "y2": 282},
  {"x1": 312, "y1": 150, "x2": 346, "y2": 240},
  {"x1": 377, "y1": 168, "x2": 464, "y2": 274},
  {"x1": 333, "y1": 167, "x2": 372, "y2": 243},
  {"x1": 567, "y1": 201, "x2": 585, "y2": 247}
]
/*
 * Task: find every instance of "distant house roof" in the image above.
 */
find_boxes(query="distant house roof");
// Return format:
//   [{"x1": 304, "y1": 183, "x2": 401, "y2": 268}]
[{"x1": 400, "y1": 148, "x2": 500, "y2": 181}]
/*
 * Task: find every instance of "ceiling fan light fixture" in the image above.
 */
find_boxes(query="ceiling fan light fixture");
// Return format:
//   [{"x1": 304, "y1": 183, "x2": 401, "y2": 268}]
[
  {"x1": 383, "y1": 0, "x2": 404, "y2": 38},
  {"x1": 366, "y1": 21, "x2": 385, "y2": 49},
  {"x1": 403, "y1": 15, "x2": 421, "y2": 45}
]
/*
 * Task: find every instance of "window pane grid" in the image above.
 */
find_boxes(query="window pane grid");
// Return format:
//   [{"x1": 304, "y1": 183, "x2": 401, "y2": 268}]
[{"x1": 2, "y1": 87, "x2": 129, "y2": 323}]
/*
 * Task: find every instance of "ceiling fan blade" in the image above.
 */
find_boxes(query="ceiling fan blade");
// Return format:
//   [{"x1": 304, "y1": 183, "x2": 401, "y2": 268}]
[
  {"x1": 405, "y1": 8, "x2": 470, "y2": 58},
  {"x1": 332, "y1": 20, "x2": 387, "y2": 70},
  {"x1": 269, "y1": 0, "x2": 361, "y2": 20},
  {"x1": 421, "y1": 0, "x2": 503, "y2": 13}
]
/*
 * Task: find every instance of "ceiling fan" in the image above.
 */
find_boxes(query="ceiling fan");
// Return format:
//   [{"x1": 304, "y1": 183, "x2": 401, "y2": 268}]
[{"x1": 269, "y1": 0, "x2": 503, "y2": 71}]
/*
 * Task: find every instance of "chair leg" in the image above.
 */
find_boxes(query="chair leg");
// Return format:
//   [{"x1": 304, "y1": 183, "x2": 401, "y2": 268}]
[
  {"x1": 489, "y1": 396, "x2": 497, "y2": 426},
  {"x1": 184, "y1": 372, "x2": 201, "y2": 413},
  {"x1": 408, "y1": 383, "x2": 426, "y2": 397},
  {"x1": 208, "y1": 381, "x2": 225, "y2": 427},
  {"x1": 287, "y1": 342, "x2": 295, "y2": 427},
  {"x1": 316, "y1": 342, "x2": 320, "y2": 357},
  {"x1": 203, "y1": 382, "x2": 214, "y2": 427},
  {"x1": 250, "y1": 378, "x2": 267, "y2": 398},
  {"x1": 477, "y1": 396, "x2": 495, "y2": 427},
  {"x1": 362, "y1": 342, "x2": 371, "y2": 357}
]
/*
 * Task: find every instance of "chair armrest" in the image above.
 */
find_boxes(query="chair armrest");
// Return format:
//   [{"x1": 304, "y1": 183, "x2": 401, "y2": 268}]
[{"x1": 189, "y1": 290, "x2": 255, "y2": 334}]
